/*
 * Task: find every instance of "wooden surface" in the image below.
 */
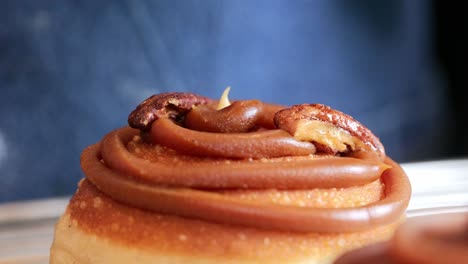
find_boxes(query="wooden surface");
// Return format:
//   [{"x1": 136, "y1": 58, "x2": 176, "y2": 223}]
[{"x1": 0, "y1": 159, "x2": 467, "y2": 264}]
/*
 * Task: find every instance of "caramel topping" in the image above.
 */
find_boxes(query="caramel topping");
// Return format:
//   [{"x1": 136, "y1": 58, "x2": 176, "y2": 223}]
[
  {"x1": 99, "y1": 127, "x2": 385, "y2": 189},
  {"x1": 82, "y1": 142, "x2": 410, "y2": 232},
  {"x1": 81, "y1": 92, "x2": 410, "y2": 233},
  {"x1": 186, "y1": 100, "x2": 264, "y2": 133},
  {"x1": 67, "y1": 180, "x2": 398, "y2": 262},
  {"x1": 151, "y1": 118, "x2": 317, "y2": 159}
]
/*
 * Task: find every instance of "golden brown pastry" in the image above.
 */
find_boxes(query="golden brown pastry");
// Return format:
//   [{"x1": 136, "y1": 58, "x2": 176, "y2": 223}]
[{"x1": 50, "y1": 92, "x2": 411, "y2": 264}]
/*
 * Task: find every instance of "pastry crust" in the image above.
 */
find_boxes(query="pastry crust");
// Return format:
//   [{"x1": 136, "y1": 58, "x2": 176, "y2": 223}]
[
  {"x1": 50, "y1": 180, "x2": 400, "y2": 264},
  {"x1": 51, "y1": 93, "x2": 410, "y2": 263}
]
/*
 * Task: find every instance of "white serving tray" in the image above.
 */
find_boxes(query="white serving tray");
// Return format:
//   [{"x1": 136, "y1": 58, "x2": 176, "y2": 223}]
[{"x1": 0, "y1": 159, "x2": 467, "y2": 264}]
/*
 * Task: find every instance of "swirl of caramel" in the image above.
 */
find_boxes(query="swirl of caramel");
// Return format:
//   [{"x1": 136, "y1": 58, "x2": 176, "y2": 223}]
[{"x1": 81, "y1": 92, "x2": 411, "y2": 233}]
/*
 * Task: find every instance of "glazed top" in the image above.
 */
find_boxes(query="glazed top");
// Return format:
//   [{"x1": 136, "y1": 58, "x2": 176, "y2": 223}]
[{"x1": 81, "y1": 92, "x2": 411, "y2": 233}]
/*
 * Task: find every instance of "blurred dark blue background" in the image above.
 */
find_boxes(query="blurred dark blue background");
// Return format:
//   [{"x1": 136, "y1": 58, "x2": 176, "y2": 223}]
[{"x1": 0, "y1": 0, "x2": 466, "y2": 202}]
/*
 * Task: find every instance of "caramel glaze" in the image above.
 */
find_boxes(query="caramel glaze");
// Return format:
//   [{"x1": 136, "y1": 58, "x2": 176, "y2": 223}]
[
  {"x1": 101, "y1": 127, "x2": 386, "y2": 189},
  {"x1": 82, "y1": 129, "x2": 410, "y2": 233},
  {"x1": 334, "y1": 213, "x2": 468, "y2": 264},
  {"x1": 67, "y1": 180, "x2": 398, "y2": 261},
  {"x1": 151, "y1": 118, "x2": 317, "y2": 159},
  {"x1": 185, "y1": 100, "x2": 264, "y2": 133},
  {"x1": 185, "y1": 100, "x2": 284, "y2": 132},
  {"x1": 80, "y1": 94, "x2": 411, "y2": 233}
]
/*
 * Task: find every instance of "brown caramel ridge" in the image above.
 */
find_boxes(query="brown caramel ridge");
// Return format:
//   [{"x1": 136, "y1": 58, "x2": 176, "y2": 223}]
[
  {"x1": 82, "y1": 130, "x2": 411, "y2": 233},
  {"x1": 66, "y1": 180, "x2": 398, "y2": 262}
]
